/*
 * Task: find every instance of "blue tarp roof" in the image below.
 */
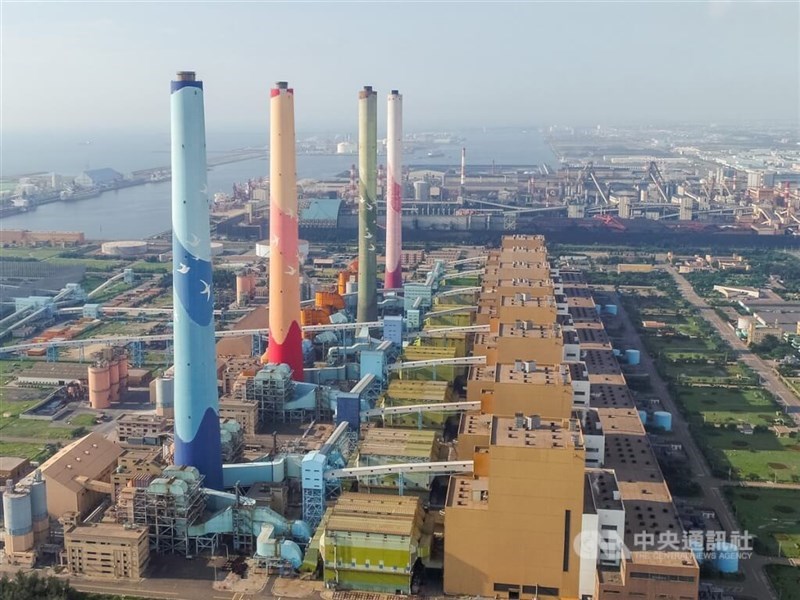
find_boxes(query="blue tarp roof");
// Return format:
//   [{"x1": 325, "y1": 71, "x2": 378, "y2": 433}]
[{"x1": 299, "y1": 198, "x2": 341, "y2": 223}]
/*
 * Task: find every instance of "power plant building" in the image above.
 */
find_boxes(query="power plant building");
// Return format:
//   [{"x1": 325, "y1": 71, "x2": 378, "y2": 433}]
[
  {"x1": 64, "y1": 522, "x2": 150, "y2": 579},
  {"x1": 319, "y1": 493, "x2": 429, "y2": 594},
  {"x1": 445, "y1": 416, "x2": 586, "y2": 599},
  {"x1": 39, "y1": 433, "x2": 122, "y2": 519}
]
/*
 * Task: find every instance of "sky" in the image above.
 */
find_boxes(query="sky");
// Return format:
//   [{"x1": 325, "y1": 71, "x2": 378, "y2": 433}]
[{"x1": 2, "y1": 1, "x2": 799, "y2": 135}]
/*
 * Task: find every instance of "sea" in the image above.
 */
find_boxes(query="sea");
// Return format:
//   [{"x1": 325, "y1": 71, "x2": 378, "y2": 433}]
[{"x1": 1, "y1": 129, "x2": 555, "y2": 240}]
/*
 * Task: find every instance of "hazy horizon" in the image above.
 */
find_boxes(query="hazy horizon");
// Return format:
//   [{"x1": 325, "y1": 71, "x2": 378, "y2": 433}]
[{"x1": 2, "y1": 1, "x2": 799, "y2": 136}]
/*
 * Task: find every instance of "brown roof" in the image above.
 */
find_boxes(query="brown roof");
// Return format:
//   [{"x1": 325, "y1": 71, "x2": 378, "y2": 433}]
[{"x1": 40, "y1": 432, "x2": 122, "y2": 492}]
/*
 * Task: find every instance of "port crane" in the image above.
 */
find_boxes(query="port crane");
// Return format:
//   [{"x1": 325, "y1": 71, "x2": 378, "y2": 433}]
[{"x1": 647, "y1": 161, "x2": 670, "y2": 203}]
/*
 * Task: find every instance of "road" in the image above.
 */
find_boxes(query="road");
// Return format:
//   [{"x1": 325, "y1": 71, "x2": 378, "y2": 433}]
[
  {"x1": 667, "y1": 266, "x2": 800, "y2": 424},
  {"x1": 614, "y1": 297, "x2": 785, "y2": 600}
]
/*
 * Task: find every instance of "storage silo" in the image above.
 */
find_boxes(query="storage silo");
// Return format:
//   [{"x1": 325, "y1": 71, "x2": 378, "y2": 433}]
[
  {"x1": 118, "y1": 355, "x2": 129, "y2": 393},
  {"x1": 713, "y1": 541, "x2": 739, "y2": 573},
  {"x1": 653, "y1": 411, "x2": 672, "y2": 431},
  {"x1": 155, "y1": 376, "x2": 175, "y2": 419},
  {"x1": 2, "y1": 482, "x2": 34, "y2": 554},
  {"x1": 413, "y1": 180, "x2": 430, "y2": 201},
  {"x1": 108, "y1": 359, "x2": 120, "y2": 403},
  {"x1": 29, "y1": 471, "x2": 49, "y2": 543},
  {"x1": 625, "y1": 349, "x2": 641, "y2": 365},
  {"x1": 88, "y1": 364, "x2": 111, "y2": 409},
  {"x1": 236, "y1": 272, "x2": 254, "y2": 304}
]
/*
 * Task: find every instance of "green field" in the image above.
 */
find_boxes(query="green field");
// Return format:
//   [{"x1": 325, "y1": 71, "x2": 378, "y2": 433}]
[
  {"x1": 725, "y1": 487, "x2": 800, "y2": 558},
  {"x1": 695, "y1": 427, "x2": 800, "y2": 483},
  {"x1": 766, "y1": 565, "x2": 800, "y2": 600},
  {"x1": 0, "y1": 441, "x2": 51, "y2": 461},
  {"x1": 45, "y1": 257, "x2": 125, "y2": 271},
  {"x1": 69, "y1": 413, "x2": 98, "y2": 427},
  {"x1": 130, "y1": 260, "x2": 172, "y2": 273},
  {"x1": 0, "y1": 417, "x2": 81, "y2": 440},
  {"x1": 677, "y1": 386, "x2": 782, "y2": 428},
  {"x1": 0, "y1": 247, "x2": 65, "y2": 260}
]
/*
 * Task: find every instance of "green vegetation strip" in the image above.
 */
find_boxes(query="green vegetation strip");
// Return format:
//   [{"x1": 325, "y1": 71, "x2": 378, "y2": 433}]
[
  {"x1": 765, "y1": 564, "x2": 800, "y2": 600},
  {"x1": 724, "y1": 487, "x2": 800, "y2": 558}
]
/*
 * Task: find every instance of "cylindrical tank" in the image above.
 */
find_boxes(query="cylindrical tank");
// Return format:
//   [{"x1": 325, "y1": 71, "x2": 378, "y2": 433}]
[
  {"x1": 626, "y1": 349, "x2": 641, "y2": 365},
  {"x1": 236, "y1": 273, "x2": 253, "y2": 304},
  {"x1": 638, "y1": 410, "x2": 648, "y2": 425},
  {"x1": 604, "y1": 304, "x2": 618, "y2": 316},
  {"x1": 88, "y1": 365, "x2": 111, "y2": 409},
  {"x1": 108, "y1": 359, "x2": 120, "y2": 403},
  {"x1": 29, "y1": 472, "x2": 48, "y2": 542},
  {"x1": 3, "y1": 487, "x2": 32, "y2": 536},
  {"x1": 337, "y1": 272, "x2": 348, "y2": 296},
  {"x1": 413, "y1": 180, "x2": 430, "y2": 201},
  {"x1": 713, "y1": 541, "x2": 739, "y2": 573},
  {"x1": 155, "y1": 376, "x2": 175, "y2": 419},
  {"x1": 653, "y1": 411, "x2": 672, "y2": 431},
  {"x1": 3, "y1": 486, "x2": 34, "y2": 554},
  {"x1": 118, "y1": 355, "x2": 129, "y2": 392}
]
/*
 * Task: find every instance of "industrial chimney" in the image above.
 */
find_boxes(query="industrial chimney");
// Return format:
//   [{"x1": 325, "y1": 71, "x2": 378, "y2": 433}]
[
  {"x1": 263, "y1": 81, "x2": 304, "y2": 381},
  {"x1": 170, "y1": 70, "x2": 223, "y2": 489}
]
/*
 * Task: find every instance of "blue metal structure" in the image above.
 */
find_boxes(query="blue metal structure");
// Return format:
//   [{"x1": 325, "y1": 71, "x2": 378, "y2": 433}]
[{"x1": 130, "y1": 340, "x2": 144, "y2": 368}]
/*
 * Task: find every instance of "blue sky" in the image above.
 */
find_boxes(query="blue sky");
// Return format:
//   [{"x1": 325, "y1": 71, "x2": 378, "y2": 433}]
[{"x1": 2, "y1": 1, "x2": 798, "y2": 134}]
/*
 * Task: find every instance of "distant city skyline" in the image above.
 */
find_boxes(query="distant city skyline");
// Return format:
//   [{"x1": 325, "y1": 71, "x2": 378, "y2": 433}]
[{"x1": 2, "y1": 1, "x2": 798, "y2": 134}]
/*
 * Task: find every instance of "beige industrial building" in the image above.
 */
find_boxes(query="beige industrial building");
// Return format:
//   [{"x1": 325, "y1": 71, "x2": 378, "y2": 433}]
[
  {"x1": 444, "y1": 237, "x2": 698, "y2": 600},
  {"x1": 474, "y1": 322, "x2": 580, "y2": 365},
  {"x1": 116, "y1": 413, "x2": 169, "y2": 443},
  {"x1": 40, "y1": 433, "x2": 122, "y2": 519},
  {"x1": 219, "y1": 395, "x2": 259, "y2": 435},
  {"x1": 467, "y1": 362, "x2": 576, "y2": 418},
  {"x1": 0, "y1": 457, "x2": 31, "y2": 483},
  {"x1": 110, "y1": 447, "x2": 166, "y2": 499},
  {"x1": 445, "y1": 416, "x2": 586, "y2": 599},
  {"x1": 64, "y1": 522, "x2": 150, "y2": 579}
]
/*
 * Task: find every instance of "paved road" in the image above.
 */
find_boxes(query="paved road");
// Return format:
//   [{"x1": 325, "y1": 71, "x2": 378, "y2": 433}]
[
  {"x1": 667, "y1": 266, "x2": 800, "y2": 424},
  {"x1": 614, "y1": 298, "x2": 782, "y2": 600}
]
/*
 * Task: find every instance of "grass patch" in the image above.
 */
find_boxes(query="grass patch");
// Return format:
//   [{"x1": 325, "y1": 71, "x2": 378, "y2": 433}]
[
  {"x1": 0, "y1": 441, "x2": 50, "y2": 461},
  {"x1": 45, "y1": 257, "x2": 125, "y2": 271},
  {"x1": 129, "y1": 260, "x2": 172, "y2": 273},
  {"x1": 765, "y1": 565, "x2": 800, "y2": 600},
  {"x1": 725, "y1": 487, "x2": 800, "y2": 558},
  {"x1": 69, "y1": 413, "x2": 98, "y2": 427},
  {"x1": 0, "y1": 247, "x2": 65, "y2": 260},
  {"x1": 0, "y1": 418, "x2": 80, "y2": 440},
  {"x1": 695, "y1": 428, "x2": 800, "y2": 483},
  {"x1": 677, "y1": 386, "x2": 781, "y2": 428}
]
